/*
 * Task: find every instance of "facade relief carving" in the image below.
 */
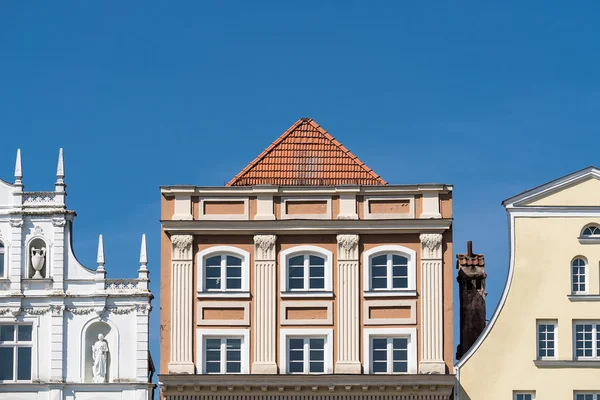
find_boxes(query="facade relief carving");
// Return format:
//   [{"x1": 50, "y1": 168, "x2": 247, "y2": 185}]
[
  {"x1": 254, "y1": 234, "x2": 277, "y2": 260},
  {"x1": 420, "y1": 233, "x2": 443, "y2": 259},
  {"x1": 337, "y1": 234, "x2": 359, "y2": 260},
  {"x1": 172, "y1": 234, "x2": 193, "y2": 260}
]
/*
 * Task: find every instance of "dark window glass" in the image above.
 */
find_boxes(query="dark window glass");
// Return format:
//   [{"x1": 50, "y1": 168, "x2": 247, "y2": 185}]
[{"x1": 17, "y1": 347, "x2": 31, "y2": 380}]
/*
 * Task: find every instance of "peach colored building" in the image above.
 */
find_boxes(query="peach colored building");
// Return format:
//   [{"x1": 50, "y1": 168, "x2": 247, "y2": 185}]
[{"x1": 158, "y1": 119, "x2": 455, "y2": 399}]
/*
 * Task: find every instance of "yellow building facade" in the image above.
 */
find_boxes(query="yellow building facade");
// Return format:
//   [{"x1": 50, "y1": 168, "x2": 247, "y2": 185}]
[{"x1": 457, "y1": 167, "x2": 600, "y2": 400}]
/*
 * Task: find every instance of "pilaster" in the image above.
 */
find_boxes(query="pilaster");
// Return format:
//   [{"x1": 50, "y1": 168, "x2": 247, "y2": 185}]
[
  {"x1": 336, "y1": 234, "x2": 361, "y2": 373},
  {"x1": 419, "y1": 233, "x2": 445, "y2": 374},
  {"x1": 168, "y1": 234, "x2": 195, "y2": 374},
  {"x1": 252, "y1": 234, "x2": 277, "y2": 374},
  {"x1": 49, "y1": 304, "x2": 65, "y2": 382},
  {"x1": 51, "y1": 218, "x2": 66, "y2": 291},
  {"x1": 135, "y1": 304, "x2": 151, "y2": 381},
  {"x1": 9, "y1": 219, "x2": 23, "y2": 292}
]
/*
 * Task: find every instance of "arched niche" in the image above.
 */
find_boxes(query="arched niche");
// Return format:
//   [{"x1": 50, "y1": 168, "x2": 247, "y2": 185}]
[
  {"x1": 28, "y1": 237, "x2": 48, "y2": 279},
  {"x1": 81, "y1": 319, "x2": 119, "y2": 383}
]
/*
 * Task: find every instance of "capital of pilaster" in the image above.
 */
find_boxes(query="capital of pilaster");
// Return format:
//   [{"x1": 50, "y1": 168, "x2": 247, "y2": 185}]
[
  {"x1": 254, "y1": 234, "x2": 277, "y2": 261},
  {"x1": 420, "y1": 233, "x2": 443, "y2": 259},
  {"x1": 337, "y1": 234, "x2": 360, "y2": 261},
  {"x1": 172, "y1": 234, "x2": 194, "y2": 261}
]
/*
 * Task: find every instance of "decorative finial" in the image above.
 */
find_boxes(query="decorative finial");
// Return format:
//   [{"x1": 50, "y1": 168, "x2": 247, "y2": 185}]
[
  {"x1": 139, "y1": 234, "x2": 148, "y2": 267},
  {"x1": 14, "y1": 149, "x2": 22, "y2": 185},
  {"x1": 97, "y1": 235, "x2": 105, "y2": 271},
  {"x1": 56, "y1": 148, "x2": 64, "y2": 182}
]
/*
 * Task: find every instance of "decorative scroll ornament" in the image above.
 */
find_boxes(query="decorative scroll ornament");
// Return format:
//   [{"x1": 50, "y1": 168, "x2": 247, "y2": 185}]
[
  {"x1": 9, "y1": 220, "x2": 23, "y2": 228},
  {"x1": 172, "y1": 235, "x2": 193, "y2": 259},
  {"x1": 50, "y1": 305, "x2": 64, "y2": 316},
  {"x1": 420, "y1": 233, "x2": 443, "y2": 258},
  {"x1": 135, "y1": 304, "x2": 152, "y2": 314},
  {"x1": 337, "y1": 234, "x2": 359, "y2": 259},
  {"x1": 33, "y1": 225, "x2": 43, "y2": 235},
  {"x1": 52, "y1": 218, "x2": 66, "y2": 227},
  {"x1": 254, "y1": 235, "x2": 276, "y2": 259}
]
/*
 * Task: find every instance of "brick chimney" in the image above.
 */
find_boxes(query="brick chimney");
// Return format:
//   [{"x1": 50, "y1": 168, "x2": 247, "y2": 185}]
[{"x1": 456, "y1": 241, "x2": 487, "y2": 360}]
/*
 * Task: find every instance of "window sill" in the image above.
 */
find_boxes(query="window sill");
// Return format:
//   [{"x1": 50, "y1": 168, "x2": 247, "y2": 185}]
[
  {"x1": 534, "y1": 359, "x2": 600, "y2": 368},
  {"x1": 363, "y1": 290, "x2": 417, "y2": 298},
  {"x1": 567, "y1": 295, "x2": 600, "y2": 301},
  {"x1": 280, "y1": 291, "x2": 334, "y2": 299},
  {"x1": 197, "y1": 291, "x2": 250, "y2": 299},
  {"x1": 578, "y1": 237, "x2": 600, "y2": 245}
]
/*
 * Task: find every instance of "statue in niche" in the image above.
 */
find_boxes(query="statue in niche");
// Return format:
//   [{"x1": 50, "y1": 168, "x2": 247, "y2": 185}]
[
  {"x1": 92, "y1": 334, "x2": 109, "y2": 383},
  {"x1": 30, "y1": 247, "x2": 46, "y2": 278}
]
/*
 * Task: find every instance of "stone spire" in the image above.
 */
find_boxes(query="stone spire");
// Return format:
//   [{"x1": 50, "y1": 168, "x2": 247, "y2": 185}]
[
  {"x1": 56, "y1": 148, "x2": 65, "y2": 184},
  {"x1": 96, "y1": 235, "x2": 105, "y2": 272},
  {"x1": 14, "y1": 149, "x2": 22, "y2": 187},
  {"x1": 138, "y1": 234, "x2": 149, "y2": 290},
  {"x1": 55, "y1": 148, "x2": 66, "y2": 207}
]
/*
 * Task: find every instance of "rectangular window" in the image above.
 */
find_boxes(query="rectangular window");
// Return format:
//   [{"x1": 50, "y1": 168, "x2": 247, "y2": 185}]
[
  {"x1": 514, "y1": 393, "x2": 534, "y2": 400},
  {"x1": 0, "y1": 243, "x2": 5, "y2": 277},
  {"x1": 0, "y1": 324, "x2": 32, "y2": 382},
  {"x1": 204, "y1": 255, "x2": 243, "y2": 292},
  {"x1": 576, "y1": 394, "x2": 600, "y2": 400},
  {"x1": 204, "y1": 338, "x2": 241, "y2": 373},
  {"x1": 574, "y1": 323, "x2": 600, "y2": 359},
  {"x1": 287, "y1": 337, "x2": 325, "y2": 374},
  {"x1": 287, "y1": 255, "x2": 326, "y2": 291},
  {"x1": 371, "y1": 337, "x2": 409, "y2": 374},
  {"x1": 537, "y1": 321, "x2": 557, "y2": 359}
]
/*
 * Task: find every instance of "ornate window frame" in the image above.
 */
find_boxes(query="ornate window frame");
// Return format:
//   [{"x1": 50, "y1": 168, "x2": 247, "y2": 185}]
[
  {"x1": 0, "y1": 239, "x2": 7, "y2": 279},
  {"x1": 279, "y1": 246, "x2": 333, "y2": 298},
  {"x1": 197, "y1": 246, "x2": 250, "y2": 298},
  {"x1": 363, "y1": 245, "x2": 417, "y2": 298}
]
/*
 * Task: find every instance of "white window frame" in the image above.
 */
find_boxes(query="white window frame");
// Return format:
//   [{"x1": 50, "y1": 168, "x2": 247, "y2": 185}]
[
  {"x1": 196, "y1": 328, "x2": 249, "y2": 374},
  {"x1": 0, "y1": 239, "x2": 6, "y2": 279},
  {"x1": 363, "y1": 245, "x2": 416, "y2": 297},
  {"x1": 579, "y1": 224, "x2": 600, "y2": 244},
  {"x1": 279, "y1": 328, "x2": 333, "y2": 374},
  {"x1": 197, "y1": 246, "x2": 250, "y2": 298},
  {"x1": 536, "y1": 320, "x2": 557, "y2": 360},
  {"x1": 571, "y1": 257, "x2": 589, "y2": 295},
  {"x1": 363, "y1": 328, "x2": 417, "y2": 374},
  {"x1": 279, "y1": 246, "x2": 333, "y2": 297},
  {"x1": 0, "y1": 323, "x2": 34, "y2": 383},
  {"x1": 513, "y1": 392, "x2": 535, "y2": 400},
  {"x1": 573, "y1": 321, "x2": 600, "y2": 360}
]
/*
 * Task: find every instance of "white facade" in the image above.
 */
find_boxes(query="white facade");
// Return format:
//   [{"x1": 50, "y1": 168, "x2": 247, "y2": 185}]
[{"x1": 0, "y1": 149, "x2": 154, "y2": 400}]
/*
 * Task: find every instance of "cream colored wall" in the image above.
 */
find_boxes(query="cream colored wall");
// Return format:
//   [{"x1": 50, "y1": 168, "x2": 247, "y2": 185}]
[
  {"x1": 526, "y1": 177, "x2": 600, "y2": 206},
  {"x1": 459, "y1": 216, "x2": 600, "y2": 400}
]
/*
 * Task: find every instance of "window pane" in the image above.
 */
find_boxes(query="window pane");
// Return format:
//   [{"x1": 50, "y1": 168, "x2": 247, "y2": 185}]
[
  {"x1": 225, "y1": 338, "x2": 241, "y2": 373},
  {"x1": 226, "y1": 264, "x2": 242, "y2": 289},
  {"x1": 17, "y1": 347, "x2": 31, "y2": 380},
  {"x1": 289, "y1": 256, "x2": 304, "y2": 266},
  {"x1": 309, "y1": 361, "x2": 324, "y2": 373},
  {"x1": 309, "y1": 338, "x2": 324, "y2": 350},
  {"x1": 372, "y1": 361, "x2": 387, "y2": 373},
  {"x1": 371, "y1": 264, "x2": 387, "y2": 289},
  {"x1": 226, "y1": 362, "x2": 241, "y2": 373},
  {"x1": 18, "y1": 326, "x2": 32, "y2": 342},
  {"x1": 205, "y1": 264, "x2": 221, "y2": 290},
  {"x1": 538, "y1": 324, "x2": 555, "y2": 359},
  {"x1": 372, "y1": 255, "x2": 387, "y2": 266},
  {"x1": 226, "y1": 256, "x2": 242, "y2": 266},
  {"x1": 575, "y1": 324, "x2": 594, "y2": 358},
  {"x1": 0, "y1": 347, "x2": 13, "y2": 380},
  {"x1": 0, "y1": 325, "x2": 15, "y2": 342},
  {"x1": 392, "y1": 361, "x2": 407, "y2": 373},
  {"x1": 0, "y1": 252, "x2": 4, "y2": 277},
  {"x1": 392, "y1": 277, "x2": 408, "y2": 289},
  {"x1": 206, "y1": 361, "x2": 220, "y2": 373},
  {"x1": 289, "y1": 338, "x2": 304, "y2": 350},
  {"x1": 309, "y1": 256, "x2": 324, "y2": 266},
  {"x1": 372, "y1": 338, "x2": 387, "y2": 350},
  {"x1": 205, "y1": 256, "x2": 221, "y2": 266},
  {"x1": 392, "y1": 255, "x2": 407, "y2": 265},
  {"x1": 309, "y1": 277, "x2": 325, "y2": 289},
  {"x1": 288, "y1": 360, "x2": 303, "y2": 373},
  {"x1": 309, "y1": 265, "x2": 324, "y2": 279}
]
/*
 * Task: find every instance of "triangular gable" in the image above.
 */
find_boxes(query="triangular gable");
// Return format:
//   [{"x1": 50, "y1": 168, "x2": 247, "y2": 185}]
[
  {"x1": 227, "y1": 118, "x2": 387, "y2": 186},
  {"x1": 503, "y1": 166, "x2": 600, "y2": 207}
]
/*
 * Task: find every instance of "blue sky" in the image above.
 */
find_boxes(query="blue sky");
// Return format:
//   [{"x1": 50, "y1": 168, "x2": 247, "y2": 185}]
[{"x1": 1, "y1": 0, "x2": 600, "y2": 385}]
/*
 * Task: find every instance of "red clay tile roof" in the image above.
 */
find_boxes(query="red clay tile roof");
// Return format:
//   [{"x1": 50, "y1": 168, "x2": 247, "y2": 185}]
[
  {"x1": 227, "y1": 118, "x2": 386, "y2": 186},
  {"x1": 456, "y1": 253, "x2": 486, "y2": 268}
]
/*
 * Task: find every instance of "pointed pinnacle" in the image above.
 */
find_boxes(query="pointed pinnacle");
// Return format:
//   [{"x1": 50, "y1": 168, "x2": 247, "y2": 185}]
[
  {"x1": 14, "y1": 149, "x2": 22, "y2": 181},
  {"x1": 97, "y1": 234, "x2": 105, "y2": 266},
  {"x1": 139, "y1": 234, "x2": 148, "y2": 265},
  {"x1": 56, "y1": 148, "x2": 64, "y2": 179}
]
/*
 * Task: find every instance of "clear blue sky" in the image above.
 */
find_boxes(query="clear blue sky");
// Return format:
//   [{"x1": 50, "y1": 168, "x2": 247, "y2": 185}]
[{"x1": 2, "y1": 1, "x2": 600, "y2": 386}]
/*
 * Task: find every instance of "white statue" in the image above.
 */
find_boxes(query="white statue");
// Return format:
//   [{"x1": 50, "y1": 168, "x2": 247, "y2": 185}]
[{"x1": 92, "y1": 334, "x2": 108, "y2": 383}]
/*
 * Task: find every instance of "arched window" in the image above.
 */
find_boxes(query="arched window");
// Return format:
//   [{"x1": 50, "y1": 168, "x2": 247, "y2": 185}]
[
  {"x1": 582, "y1": 226, "x2": 600, "y2": 237},
  {"x1": 280, "y1": 246, "x2": 333, "y2": 295},
  {"x1": 572, "y1": 257, "x2": 588, "y2": 295},
  {"x1": 0, "y1": 241, "x2": 5, "y2": 278},
  {"x1": 197, "y1": 246, "x2": 250, "y2": 296},
  {"x1": 363, "y1": 245, "x2": 416, "y2": 296}
]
